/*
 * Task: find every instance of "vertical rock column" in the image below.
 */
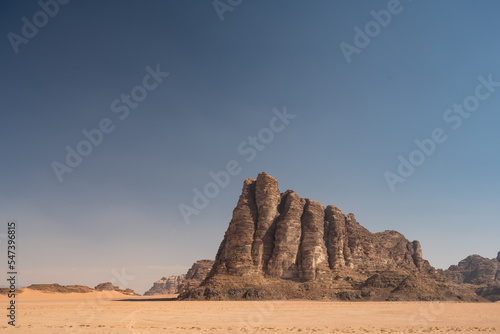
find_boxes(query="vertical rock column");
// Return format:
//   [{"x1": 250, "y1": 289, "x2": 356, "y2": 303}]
[
  {"x1": 266, "y1": 190, "x2": 305, "y2": 278},
  {"x1": 299, "y1": 199, "x2": 328, "y2": 281},
  {"x1": 411, "y1": 240, "x2": 424, "y2": 269},
  {"x1": 251, "y1": 172, "x2": 281, "y2": 272},
  {"x1": 211, "y1": 178, "x2": 258, "y2": 276},
  {"x1": 325, "y1": 205, "x2": 347, "y2": 269}
]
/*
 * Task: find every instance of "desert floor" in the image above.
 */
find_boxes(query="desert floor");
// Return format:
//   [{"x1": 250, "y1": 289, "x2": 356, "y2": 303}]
[{"x1": 1, "y1": 289, "x2": 499, "y2": 333}]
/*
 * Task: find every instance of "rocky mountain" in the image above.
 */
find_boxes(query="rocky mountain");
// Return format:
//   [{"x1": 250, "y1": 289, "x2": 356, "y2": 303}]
[
  {"x1": 440, "y1": 252, "x2": 500, "y2": 301},
  {"x1": 180, "y1": 172, "x2": 483, "y2": 301},
  {"x1": 144, "y1": 260, "x2": 214, "y2": 296}
]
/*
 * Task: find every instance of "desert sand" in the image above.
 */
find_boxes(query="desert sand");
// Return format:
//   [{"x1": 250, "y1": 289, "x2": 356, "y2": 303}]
[{"x1": 1, "y1": 289, "x2": 499, "y2": 333}]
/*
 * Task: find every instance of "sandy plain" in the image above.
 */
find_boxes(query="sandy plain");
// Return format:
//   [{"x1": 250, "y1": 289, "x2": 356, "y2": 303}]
[{"x1": 1, "y1": 289, "x2": 499, "y2": 333}]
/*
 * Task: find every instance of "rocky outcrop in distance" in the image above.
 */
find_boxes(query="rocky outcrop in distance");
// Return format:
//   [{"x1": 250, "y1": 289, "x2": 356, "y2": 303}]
[
  {"x1": 94, "y1": 282, "x2": 139, "y2": 295},
  {"x1": 440, "y1": 252, "x2": 500, "y2": 301},
  {"x1": 144, "y1": 260, "x2": 214, "y2": 296},
  {"x1": 25, "y1": 284, "x2": 94, "y2": 293},
  {"x1": 144, "y1": 275, "x2": 185, "y2": 296},
  {"x1": 180, "y1": 172, "x2": 483, "y2": 302},
  {"x1": 17, "y1": 283, "x2": 139, "y2": 295}
]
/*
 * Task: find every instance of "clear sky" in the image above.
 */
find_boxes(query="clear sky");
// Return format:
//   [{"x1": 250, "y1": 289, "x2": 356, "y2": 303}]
[{"x1": 1, "y1": 0, "x2": 499, "y2": 294}]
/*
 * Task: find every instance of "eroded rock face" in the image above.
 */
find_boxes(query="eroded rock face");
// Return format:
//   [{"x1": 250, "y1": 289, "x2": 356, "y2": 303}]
[
  {"x1": 213, "y1": 178, "x2": 258, "y2": 277},
  {"x1": 180, "y1": 172, "x2": 482, "y2": 302},
  {"x1": 266, "y1": 190, "x2": 305, "y2": 278},
  {"x1": 441, "y1": 254, "x2": 499, "y2": 285},
  {"x1": 440, "y1": 252, "x2": 500, "y2": 301},
  {"x1": 252, "y1": 173, "x2": 281, "y2": 272},
  {"x1": 299, "y1": 199, "x2": 329, "y2": 280},
  {"x1": 144, "y1": 275, "x2": 185, "y2": 296},
  {"x1": 144, "y1": 260, "x2": 214, "y2": 296},
  {"x1": 177, "y1": 260, "x2": 214, "y2": 294}
]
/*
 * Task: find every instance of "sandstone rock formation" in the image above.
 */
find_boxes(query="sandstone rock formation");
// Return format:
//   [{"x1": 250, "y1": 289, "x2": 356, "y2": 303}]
[
  {"x1": 94, "y1": 282, "x2": 139, "y2": 295},
  {"x1": 144, "y1": 260, "x2": 214, "y2": 295},
  {"x1": 440, "y1": 252, "x2": 500, "y2": 301},
  {"x1": 144, "y1": 275, "x2": 185, "y2": 296},
  {"x1": 177, "y1": 260, "x2": 215, "y2": 294},
  {"x1": 440, "y1": 253, "x2": 500, "y2": 285},
  {"x1": 180, "y1": 172, "x2": 483, "y2": 301}
]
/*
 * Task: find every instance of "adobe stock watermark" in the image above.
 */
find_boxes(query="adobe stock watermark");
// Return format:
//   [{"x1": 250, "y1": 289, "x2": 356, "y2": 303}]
[
  {"x1": 339, "y1": 0, "x2": 411, "y2": 64},
  {"x1": 213, "y1": 0, "x2": 242, "y2": 22},
  {"x1": 384, "y1": 74, "x2": 500, "y2": 192},
  {"x1": 178, "y1": 106, "x2": 296, "y2": 224},
  {"x1": 7, "y1": 0, "x2": 71, "y2": 54},
  {"x1": 51, "y1": 64, "x2": 169, "y2": 183}
]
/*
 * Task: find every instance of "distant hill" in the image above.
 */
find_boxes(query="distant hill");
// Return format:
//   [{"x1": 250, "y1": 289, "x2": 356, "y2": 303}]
[
  {"x1": 440, "y1": 252, "x2": 500, "y2": 301},
  {"x1": 0, "y1": 283, "x2": 139, "y2": 295}
]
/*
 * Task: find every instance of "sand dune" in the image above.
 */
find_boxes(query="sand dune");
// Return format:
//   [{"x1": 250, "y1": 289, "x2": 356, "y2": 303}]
[{"x1": 1, "y1": 288, "x2": 499, "y2": 333}]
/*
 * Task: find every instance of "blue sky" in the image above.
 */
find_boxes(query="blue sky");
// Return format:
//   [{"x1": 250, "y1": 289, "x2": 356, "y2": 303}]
[{"x1": 1, "y1": 0, "x2": 499, "y2": 294}]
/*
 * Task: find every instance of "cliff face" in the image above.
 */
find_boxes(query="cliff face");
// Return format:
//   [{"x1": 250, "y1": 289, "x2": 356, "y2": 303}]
[
  {"x1": 144, "y1": 275, "x2": 185, "y2": 296},
  {"x1": 180, "y1": 172, "x2": 483, "y2": 302},
  {"x1": 144, "y1": 260, "x2": 214, "y2": 296},
  {"x1": 178, "y1": 260, "x2": 215, "y2": 294},
  {"x1": 440, "y1": 252, "x2": 500, "y2": 301}
]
